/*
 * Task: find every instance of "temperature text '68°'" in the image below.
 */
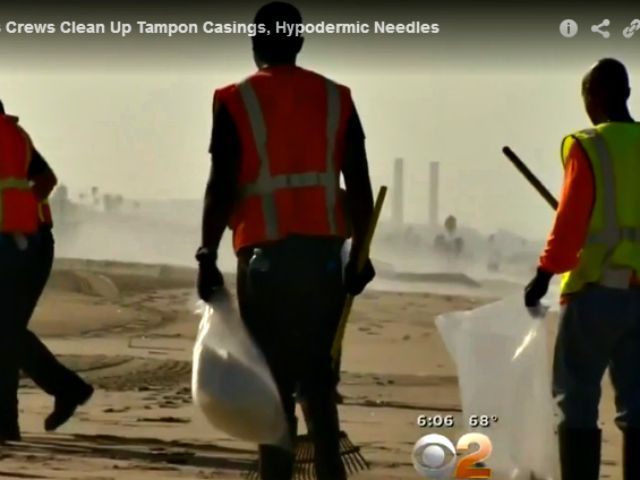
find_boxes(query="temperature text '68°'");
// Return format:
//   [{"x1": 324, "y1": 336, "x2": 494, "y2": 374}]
[{"x1": 468, "y1": 415, "x2": 499, "y2": 428}]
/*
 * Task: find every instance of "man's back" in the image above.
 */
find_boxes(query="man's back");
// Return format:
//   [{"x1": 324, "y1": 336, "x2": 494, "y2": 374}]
[
  {"x1": 215, "y1": 65, "x2": 354, "y2": 252},
  {"x1": 587, "y1": 122, "x2": 640, "y2": 173},
  {"x1": 0, "y1": 115, "x2": 39, "y2": 235},
  {"x1": 217, "y1": 66, "x2": 351, "y2": 175}
]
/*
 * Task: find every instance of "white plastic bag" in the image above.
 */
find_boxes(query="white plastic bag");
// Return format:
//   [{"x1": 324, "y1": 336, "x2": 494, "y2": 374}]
[
  {"x1": 341, "y1": 239, "x2": 351, "y2": 277},
  {"x1": 435, "y1": 295, "x2": 560, "y2": 480},
  {"x1": 191, "y1": 288, "x2": 290, "y2": 449}
]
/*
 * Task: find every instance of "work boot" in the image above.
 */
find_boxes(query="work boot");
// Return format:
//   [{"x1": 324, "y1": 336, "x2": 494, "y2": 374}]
[
  {"x1": 289, "y1": 414, "x2": 298, "y2": 444},
  {"x1": 0, "y1": 359, "x2": 21, "y2": 443},
  {"x1": 44, "y1": 382, "x2": 94, "y2": 431},
  {"x1": 623, "y1": 428, "x2": 640, "y2": 480},
  {"x1": 558, "y1": 426, "x2": 601, "y2": 480},
  {"x1": 258, "y1": 445, "x2": 294, "y2": 480}
]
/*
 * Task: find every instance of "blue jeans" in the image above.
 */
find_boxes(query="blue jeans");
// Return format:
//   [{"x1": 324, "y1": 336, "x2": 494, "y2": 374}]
[{"x1": 553, "y1": 284, "x2": 640, "y2": 430}]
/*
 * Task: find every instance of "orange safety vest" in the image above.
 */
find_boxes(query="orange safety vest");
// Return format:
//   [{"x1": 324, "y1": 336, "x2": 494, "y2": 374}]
[
  {"x1": 38, "y1": 199, "x2": 53, "y2": 226},
  {"x1": 0, "y1": 115, "x2": 39, "y2": 234},
  {"x1": 215, "y1": 66, "x2": 352, "y2": 252}
]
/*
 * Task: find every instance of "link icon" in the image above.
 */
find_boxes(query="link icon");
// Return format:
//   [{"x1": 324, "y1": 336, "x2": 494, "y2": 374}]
[{"x1": 623, "y1": 19, "x2": 640, "y2": 39}]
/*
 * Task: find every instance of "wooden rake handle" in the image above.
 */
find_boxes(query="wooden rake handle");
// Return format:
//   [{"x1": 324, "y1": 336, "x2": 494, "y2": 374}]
[{"x1": 331, "y1": 185, "x2": 388, "y2": 362}]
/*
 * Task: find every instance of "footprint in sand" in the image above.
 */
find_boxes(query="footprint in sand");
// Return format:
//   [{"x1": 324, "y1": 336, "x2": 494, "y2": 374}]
[
  {"x1": 104, "y1": 407, "x2": 130, "y2": 413},
  {"x1": 136, "y1": 416, "x2": 190, "y2": 424}
]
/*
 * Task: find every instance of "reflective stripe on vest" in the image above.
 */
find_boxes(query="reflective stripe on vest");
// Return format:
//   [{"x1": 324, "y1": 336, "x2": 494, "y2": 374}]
[
  {"x1": 236, "y1": 78, "x2": 341, "y2": 240},
  {"x1": 579, "y1": 128, "x2": 638, "y2": 289}
]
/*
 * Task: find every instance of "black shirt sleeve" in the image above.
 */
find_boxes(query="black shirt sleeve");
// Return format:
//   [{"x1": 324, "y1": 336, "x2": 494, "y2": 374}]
[
  {"x1": 27, "y1": 147, "x2": 51, "y2": 179},
  {"x1": 341, "y1": 104, "x2": 374, "y2": 256}
]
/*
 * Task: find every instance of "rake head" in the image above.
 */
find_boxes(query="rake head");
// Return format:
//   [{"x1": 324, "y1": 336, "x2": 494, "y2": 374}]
[{"x1": 245, "y1": 431, "x2": 369, "y2": 480}]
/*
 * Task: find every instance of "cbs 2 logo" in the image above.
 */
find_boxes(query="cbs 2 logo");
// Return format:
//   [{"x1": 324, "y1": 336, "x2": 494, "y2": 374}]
[{"x1": 412, "y1": 433, "x2": 492, "y2": 479}]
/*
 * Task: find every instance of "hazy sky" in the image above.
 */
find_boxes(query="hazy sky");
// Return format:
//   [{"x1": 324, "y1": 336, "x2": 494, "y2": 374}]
[{"x1": 1, "y1": 38, "x2": 638, "y2": 241}]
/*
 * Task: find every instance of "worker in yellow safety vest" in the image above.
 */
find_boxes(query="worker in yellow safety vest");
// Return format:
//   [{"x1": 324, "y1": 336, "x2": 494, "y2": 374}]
[{"x1": 524, "y1": 58, "x2": 640, "y2": 480}]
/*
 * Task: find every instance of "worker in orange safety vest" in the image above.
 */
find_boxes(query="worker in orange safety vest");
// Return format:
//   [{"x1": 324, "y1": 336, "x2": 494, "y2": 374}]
[
  {"x1": 0, "y1": 100, "x2": 93, "y2": 443},
  {"x1": 195, "y1": 3, "x2": 376, "y2": 479}
]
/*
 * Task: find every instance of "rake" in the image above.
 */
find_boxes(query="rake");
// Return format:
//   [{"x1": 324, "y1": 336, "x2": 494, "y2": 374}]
[
  {"x1": 244, "y1": 431, "x2": 369, "y2": 480},
  {"x1": 331, "y1": 185, "x2": 388, "y2": 369}
]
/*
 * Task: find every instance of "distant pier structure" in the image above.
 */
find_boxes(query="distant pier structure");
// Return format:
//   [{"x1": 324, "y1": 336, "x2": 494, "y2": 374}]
[{"x1": 392, "y1": 157, "x2": 404, "y2": 226}]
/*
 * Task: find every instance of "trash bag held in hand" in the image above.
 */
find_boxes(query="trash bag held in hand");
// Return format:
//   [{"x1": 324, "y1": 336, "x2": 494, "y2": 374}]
[
  {"x1": 435, "y1": 295, "x2": 560, "y2": 480},
  {"x1": 191, "y1": 288, "x2": 290, "y2": 449}
]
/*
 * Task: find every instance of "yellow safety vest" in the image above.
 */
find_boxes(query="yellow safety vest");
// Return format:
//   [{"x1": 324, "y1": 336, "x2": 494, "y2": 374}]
[{"x1": 560, "y1": 122, "x2": 640, "y2": 294}]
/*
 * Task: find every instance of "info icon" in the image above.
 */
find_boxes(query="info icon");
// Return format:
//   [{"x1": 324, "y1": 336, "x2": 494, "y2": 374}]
[{"x1": 559, "y1": 19, "x2": 578, "y2": 38}]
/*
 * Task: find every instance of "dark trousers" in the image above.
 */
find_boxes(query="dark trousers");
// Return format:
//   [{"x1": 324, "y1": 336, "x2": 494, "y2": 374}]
[
  {"x1": 0, "y1": 229, "x2": 87, "y2": 431},
  {"x1": 20, "y1": 229, "x2": 87, "y2": 399},
  {"x1": 553, "y1": 284, "x2": 640, "y2": 430},
  {"x1": 237, "y1": 236, "x2": 347, "y2": 480},
  {"x1": 0, "y1": 233, "x2": 35, "y2": 430},
  {"x1": 333, "y1": 350, "x2": 342, "y2": 385}
]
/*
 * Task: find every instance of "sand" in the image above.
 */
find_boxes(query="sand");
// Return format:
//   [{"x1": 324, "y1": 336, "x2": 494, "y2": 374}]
[{"x1": 2, "y1": 259, "x2": 622, "y2": 479}]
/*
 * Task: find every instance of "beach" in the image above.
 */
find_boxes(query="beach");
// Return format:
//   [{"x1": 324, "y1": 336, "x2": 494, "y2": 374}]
[{"x1": 2, "y1": 259, "x2": 622, "y2": 479}]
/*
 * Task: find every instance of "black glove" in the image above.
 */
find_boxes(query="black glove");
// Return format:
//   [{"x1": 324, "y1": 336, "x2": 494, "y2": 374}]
[
  {"x1": 196, "y1": 247, "x2": 224, "y2": 302},
  {"x1": 344, "y1": 257, "x2": 375, "y2": 296},
  {"x1": 524, "y1": 267, "x2": 553, "y2": 308}
]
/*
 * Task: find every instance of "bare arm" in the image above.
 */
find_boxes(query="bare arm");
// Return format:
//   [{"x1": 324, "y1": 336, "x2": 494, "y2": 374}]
[
  {"x1": 342, "y1": 105, "x2": 374, "y2": 262},
  {"x1": 200, "y1": 101, "x2": 240, "y2": 254},
  {"x1": 28, "y1": 148, "x2": 58, "y2": 201}
]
